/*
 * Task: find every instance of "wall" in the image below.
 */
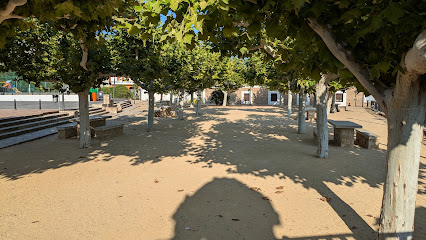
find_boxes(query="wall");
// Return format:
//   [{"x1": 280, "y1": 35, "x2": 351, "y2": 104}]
[
  {"x1": 203, "y1": 87, "x2": 312, "y2": 106},
  {"x1": 0, "y1": 94, "x2": 82, "y2": 102},
  {"x1": 345, "y1": 86, "x2": 365, "y2": 107}
]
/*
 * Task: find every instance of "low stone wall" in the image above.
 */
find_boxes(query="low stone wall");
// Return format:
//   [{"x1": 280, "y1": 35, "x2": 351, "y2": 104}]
[
  {"x1": 94, "y1": 124, "x2": 123, "y2": 139},
  {"x1": 355, "y1": 130, "x2": 379, "y2": 149}
]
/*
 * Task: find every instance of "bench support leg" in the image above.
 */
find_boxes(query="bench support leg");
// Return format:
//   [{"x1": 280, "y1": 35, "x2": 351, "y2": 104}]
[{"x1": 334, "y1": 128, "x2": 354, "y2": 147}]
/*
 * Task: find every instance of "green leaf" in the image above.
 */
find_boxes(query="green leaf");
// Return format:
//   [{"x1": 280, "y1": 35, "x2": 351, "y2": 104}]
[
  {"x1": 129, "y1": 26, "x2": 141, "y2": 36},
  {"x1": 176, "y1": 31, "x2": 183, "y2": 42},
  {"x1": 336, "y1": 0, "x2": 350, "y2": 9},
  {"x1": 170, "y1": 0, "x2": 180, "y2": 11},
  {"x1": 383, "y1": 3, "x2": 405, "y2": 24},
  {"x1": 338, "y1": 68, "x2": 353, "y2": 80},
  {"x1": 239, "y1": 47, "x2": 248, "y2": 55},
  {"x1": 292, "y1": 0, "x2": 307, "y2": 10},
  {"x1": 160, "y1": 34, "x2": 168, "y2": 42},
  {"x1": 376, "y1": 61, "x2": 391, "y2": 73},
  {"x1": 183, "y1": 34, "x2": 193, "y2": 44},
  {"x1": 223, "y1": 27, "x2": 234, "y2": 37},
  {"x1": 134, "y1": 5, "x2": 143, "y2": 12},
  {"x1": 200, "y1": 1, "x2": 208, "y2": 10}
]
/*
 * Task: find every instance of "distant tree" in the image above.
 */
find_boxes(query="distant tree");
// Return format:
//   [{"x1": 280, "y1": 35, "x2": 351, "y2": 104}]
[{"x1": 101, "y1": 85, "x2": 132, "y2": 99}]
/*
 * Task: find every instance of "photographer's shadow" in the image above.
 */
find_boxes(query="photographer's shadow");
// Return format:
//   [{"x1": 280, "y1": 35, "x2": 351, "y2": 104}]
[{"x1": 172, "y1": 177, "x2": 280, "y2": 240}]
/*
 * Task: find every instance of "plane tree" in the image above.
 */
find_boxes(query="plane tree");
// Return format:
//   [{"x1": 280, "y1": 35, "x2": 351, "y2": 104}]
[
  {"x1": 189, "y1": 44, "x2": 220, "y2": 114},
  {"x1": 141, "y1": 0, "x2": 425, "y2": 235},
  {"x1": 215, "y1": 56, "x2": 246, "y2": 107},
  {"x1": 108, "y1": 25, "x2": 169, "y2": 130}
]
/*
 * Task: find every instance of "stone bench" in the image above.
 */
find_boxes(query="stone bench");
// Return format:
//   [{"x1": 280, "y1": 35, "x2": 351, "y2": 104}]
[
  {"x1": 313, "y1": 128, "x2": 318, "y2": 144},
  {"x1": 355, "y1": 129, "x2": 379, "y2": 149},
  {"x1": 154, "y1": 106, "x2": 178, "y2": 118},
  {"x1": 335, "y1": 104, "x2": 347, "y2": 112},
  {"x1": 93, "y1": 124, "x2": 124, "y2": 139},
  {"x1": 57, "y1": 125, "x2": 77, "y2": 139},
  {"x1": 154, "y1": 109, "x2": 164, "y2": 117}
]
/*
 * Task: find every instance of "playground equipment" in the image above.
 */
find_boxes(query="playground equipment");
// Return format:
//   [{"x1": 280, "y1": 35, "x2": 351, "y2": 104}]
[{"x1": 12, "y1": 87, "x2": 21, "y2": 93}]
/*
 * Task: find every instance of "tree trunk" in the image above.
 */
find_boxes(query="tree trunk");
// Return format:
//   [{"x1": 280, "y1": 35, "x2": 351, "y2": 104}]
[
  {"x1": 298, "y1": 87, "x2": 306, "y2": 134},
  {"x1": 312, "y1": 93, "x2": 317, "y2": 108},
  {"x1": 61, "y1": 92, "x2": 65, "y2": 110},
  {"x1": 222, "y1": 90, "x2": 228, "y2": 107},
  {"x1": 170, "y1": 91, "x2": 173, "y2": 105},
  {"x1": 196, "y1": 89, "x2": 201, "y2": 115},
  {"x1": 287, "y1": 89, "x2": 292, "y2": 117},
  {"x1": 147, "y1": 91, "x2": 155, "y2": 131},
  {"x1": 160, "y1": 93, "x2": 163, "y2": 103},
  {"x1": 190, "y1": 92, "x2": 194, "y2": 108},
  {"x1": 330, "y1": 93, "x2": 336, "y2": 113},
  {"x1": 378, "y1": 73, "x2": 425, "y2": 238},
  {"x1": 78, "y1": 88, "x2": 90, "y2": 148},
  {"x1": 178, "y1": 89, "x2": 184, "y2": 120},
  {"x1": 315, "y1": 75, "x2": 331, "y2": 158}
]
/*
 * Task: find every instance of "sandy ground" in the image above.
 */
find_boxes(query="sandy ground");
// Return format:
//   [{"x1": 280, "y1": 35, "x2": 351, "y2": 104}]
[{"x1": 0, "y1": 104, "x2": 425, "y2": 240}]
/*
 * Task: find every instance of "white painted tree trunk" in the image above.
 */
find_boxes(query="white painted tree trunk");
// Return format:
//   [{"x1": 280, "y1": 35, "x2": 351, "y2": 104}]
[
  {"x1": 190, "y1": 92, "x2": 194, "y2": 108},
  {"x1": 222, "y1": 90, "x2": 228, "y2": 107},
  {"x1": 298, "y1": 87, "x2": 306, "y2": 134},
  {"x1": 78, "y1": 88, "x2": 90, "y2": 148},
  {"x1": 196, "y1": 89, "x2": 202, "y2": 115},
  {"x1": 287, "y1": 89, "x2": 292, "y2": 117},
  {"x1": 178, "y1": 89, "x2": 184, "y2": 120},
  {"x1": 315, "y1": 75, "x2": 330, "y2": 158},
  {"x1": 312, "y1": 93, "x2": 317, "y2": 108},
  {"x1": 378, "y1": 73, "x2": 425, "y2": 238},
  {"x1": 170, "y1": 91, "x2": 173, "y2": 105},
  {"x1": 330, "y1": 94, "x2": 336, "y2": 113},
  {"x1": 147, "y1": 91, "x2": 155, "y2": 131}
]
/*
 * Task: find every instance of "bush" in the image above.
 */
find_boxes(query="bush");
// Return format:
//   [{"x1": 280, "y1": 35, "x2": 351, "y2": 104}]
[
  {"x1": 210, "y1": 90, "x2": 229, "y2": 105},
  {"x1": 101, "y1": 85, "x2": 133, "y2": 99}
]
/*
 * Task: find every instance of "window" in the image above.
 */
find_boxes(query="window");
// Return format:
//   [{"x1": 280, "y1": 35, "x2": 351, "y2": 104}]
[
  {"x1": 244, "y1": 93, "x2": 250, "y2": 101},
  {"x1": 336, "y1": 93, "x2": 343, "y2": 102},
  {"x1": 271, "y1": 93, "x2": 278, "y2": 101}
]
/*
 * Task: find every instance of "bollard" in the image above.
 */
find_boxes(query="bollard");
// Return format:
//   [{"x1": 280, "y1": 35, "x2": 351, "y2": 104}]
[
  {"x1": 14, "y1": 99, "x2": 17, "y2": 110},
  {"x1": 39, "y1": 99, "x2": 41, "y2": 110}
]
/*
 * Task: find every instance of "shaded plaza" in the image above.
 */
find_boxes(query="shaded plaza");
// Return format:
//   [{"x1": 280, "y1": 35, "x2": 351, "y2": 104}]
[{"x1": 0, "y1": 104, "x2": 425, "y2": 239}]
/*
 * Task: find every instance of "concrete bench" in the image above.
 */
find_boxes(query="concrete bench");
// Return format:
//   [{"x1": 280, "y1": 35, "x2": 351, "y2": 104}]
[
  {"x1": 355, "y1": 129, "x2": 379, "y2": 149},
  {"x1": 313, "y1": 128, "x2": 318, "y2": 144},
  {"x1": 57, "y1": 125, "x2": 77, "y2": 139},
  {"x1": 93, "y1": 124, "x2": 124, "y2": 139},
  {"x1": 305, "y1": 108, "x2": 316, "y2": 120}
]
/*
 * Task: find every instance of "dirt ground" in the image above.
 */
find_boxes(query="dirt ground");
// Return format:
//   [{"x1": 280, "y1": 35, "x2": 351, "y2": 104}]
[{"x1": 0, "y1": 104, "x2": 425, "y2": 239}]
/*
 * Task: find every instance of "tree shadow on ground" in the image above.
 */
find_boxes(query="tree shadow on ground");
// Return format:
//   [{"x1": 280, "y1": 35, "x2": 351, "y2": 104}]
[
  {"x1": 172, "y1": 177, "x2": 279, "y2": 240},
  {"x1": 0, "y1": 112, "x2": 204, "y2": 180},
  {"x1": 171, "y1": 178, "x2": 425, "y2": 239},
  {"x1": 179, "y1": 107, "x2": 425, "y2": 238}
]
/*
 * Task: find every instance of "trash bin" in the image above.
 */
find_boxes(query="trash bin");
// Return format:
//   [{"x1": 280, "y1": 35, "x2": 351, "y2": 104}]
[
  {"x1": 98, "y1": 91, "x2": 104, "y2": 100},
  {"x1": 52, "y1": 94, "x2": 59, "y2": 103},
  {"x1": 91, "y1": 92, "x2": 97, "y2": 101},
  {"x1": 89, "y1": 88, "x2": 98, "y2": 102}
]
